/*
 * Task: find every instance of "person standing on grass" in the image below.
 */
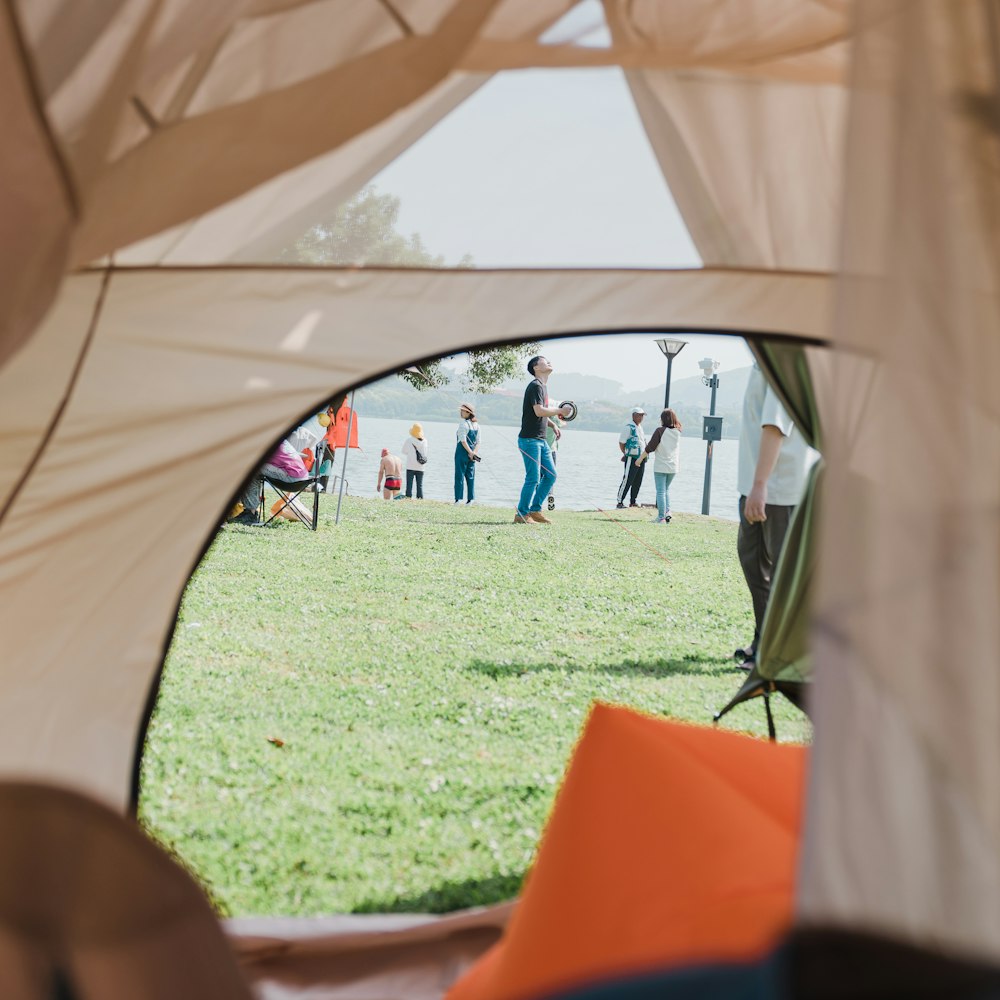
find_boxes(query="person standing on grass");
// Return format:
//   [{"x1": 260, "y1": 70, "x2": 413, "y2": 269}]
[
  {"x1": 736, "y1": 364, "x2": 809, "y2": 669},
  {"x1": 402, "y1": 422, "x2": 428, "y2": 499},
  {"x1": 544, "y1": 414, "x2": 563, "y2": 511},
  {"x1": 376, "y1": 448, "x2": 403, "y2": 500},
  {"x1": 616, "y1": 407, "x2": 647, "y2": 508},
  {"x1": 515, "y1": 356, "x2": 573, "y2": 525},
  {"x1": 454, "y1": 402, "x2": 479, "y2": 504},
  {"x1": 637, "y1": 408, "x2": 682, "y2": 523}
]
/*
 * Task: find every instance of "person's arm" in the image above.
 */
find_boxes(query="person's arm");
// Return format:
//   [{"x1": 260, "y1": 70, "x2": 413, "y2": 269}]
[
  {"x1": 638, "y1": 428, "x2": 662, "y2": 464},
  {"x1": 533, "y1": 402, "x2": 572, "y2": 419},
  {"x1": 546, "y1": 417, "x2": 562, "y2": 441},
  {"x1": 376, "y1": 459, "x2": 385, "y2": 491},
  {"x1": 744, "y1": 425, "x2": 784, "y2": 522},
  {"x1": 459, "y1": 423, "x2": 475, "y2": 457}
]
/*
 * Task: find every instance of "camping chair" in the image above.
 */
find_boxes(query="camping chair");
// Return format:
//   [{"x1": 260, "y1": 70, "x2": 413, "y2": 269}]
[
  {"x1": 0, "y1": 782, "x2": 252, "y2": 1000},
  {"x1": 259, "y1": 463, "x2": 323, "y2": 530}
]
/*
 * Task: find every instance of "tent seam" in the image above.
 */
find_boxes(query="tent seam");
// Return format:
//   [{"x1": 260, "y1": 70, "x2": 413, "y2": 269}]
[
  {"x1": 2, "y1": 0, "x2": 80, "y2": 217},
  {"x1": 0, "y1": 266, "x2": 112, "y2": 530}
]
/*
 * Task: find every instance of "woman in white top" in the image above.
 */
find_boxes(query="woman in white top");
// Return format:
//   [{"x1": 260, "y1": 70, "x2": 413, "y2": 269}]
[
  {"x1": 637, "y1": 408, "x2": 682, "y2": 523},
  {"x1": 401, "y1": 423, "x2": 428, "y2": 498},
  {"x1": 454, "y1": 402, "x2": 480, "y2": 503}
]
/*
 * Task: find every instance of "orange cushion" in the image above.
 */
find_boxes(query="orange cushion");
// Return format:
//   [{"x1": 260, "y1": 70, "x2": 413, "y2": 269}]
[{"x1": 448, "y1": 703, "x2": 805, "y2": 1000}]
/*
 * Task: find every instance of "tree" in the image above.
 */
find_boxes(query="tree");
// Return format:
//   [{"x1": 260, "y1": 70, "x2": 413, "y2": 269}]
[{"x1": 281, "y1": 187, "x2": 538, "y2": 392}]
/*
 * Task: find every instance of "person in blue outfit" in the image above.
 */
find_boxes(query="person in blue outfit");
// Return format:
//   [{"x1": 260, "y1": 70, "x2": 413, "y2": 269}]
[
  {"x1": 515, "y1": 356, "x2": 573, "y2": 525},
  {"x1": 454, "y1": 402, "x2": 479, "y2": 503}
]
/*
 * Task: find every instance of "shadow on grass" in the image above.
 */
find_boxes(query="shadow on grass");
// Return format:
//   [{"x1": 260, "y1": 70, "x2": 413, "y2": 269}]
[
  {"x1": 467, "y1": 654, "x2": 737, "y2": 681},
  {"x1": 353, "y1": 871, "x2": 525, "y2": 914}
]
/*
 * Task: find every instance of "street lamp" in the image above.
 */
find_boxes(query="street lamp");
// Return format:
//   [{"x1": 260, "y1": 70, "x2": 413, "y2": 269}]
[
  {"x1": 654, "y1": 338, "x2": 688, "y2": 409},
  {"x1": 699, "y1": 358, "x2": 723, "y2": 516}
]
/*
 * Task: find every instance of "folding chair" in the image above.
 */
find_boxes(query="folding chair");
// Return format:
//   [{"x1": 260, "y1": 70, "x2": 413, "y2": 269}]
[{"x1": 258, "y1": 464, "x2": 323, "y2": 530}]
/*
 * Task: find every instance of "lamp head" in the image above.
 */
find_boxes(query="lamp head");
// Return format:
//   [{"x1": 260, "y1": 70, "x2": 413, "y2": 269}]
[{"x1": 655, "y1": 337, "x2": 688, "y2": 359}]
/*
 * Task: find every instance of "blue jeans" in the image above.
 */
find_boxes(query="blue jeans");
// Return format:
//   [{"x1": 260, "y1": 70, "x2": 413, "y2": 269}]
[
  {"x1": 654, "y1": 471, "x2": 676, "y2": 519},
  {"x1": 517, "y1": 438, "x2": 557, "y2": 517}
]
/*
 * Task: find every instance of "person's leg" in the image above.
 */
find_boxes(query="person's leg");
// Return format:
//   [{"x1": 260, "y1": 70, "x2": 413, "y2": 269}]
[
  {"x1": 415, "y1": 470, "x2": 424, "y2": 499},
  {"x1": 737, "y1": 495, "x2": 771, "y2": 657},
  {"x1": 654, "y1": 472, "x2": 667, "y2": 520},
  {"x1": 406, "y1": 470, "x2": 416, "y2": 498},
  {"x1": 238, "y1": 475, "x2": 263, "y2": 517},
  {"x1": 662, "y1": 473, "x2": 675, "y2": 520},
  {"x1": 629, "y1": 459, "x2": 646, "y2": 505},
  {"x1": 465, "y1": 458, "x2": 475, "y2": 502},
  {"x1": 517, "y1": 438, "x2": 542, "y2": 518},
  {"x1": 616, "y1": 457, "x2": 630, "y2": 507},
  {"x1": 530, "y1": 442, "x2": 557, "y2": 513},
  {"x1": 454, "y1": 448, "x2": 465, "y2": 502},
  {"x1": 762, "y1": 503, "x2": 794, "y2": 573}
]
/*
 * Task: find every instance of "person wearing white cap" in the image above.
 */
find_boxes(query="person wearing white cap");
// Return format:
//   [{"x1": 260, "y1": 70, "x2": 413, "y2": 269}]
[{"x1": 616, "y1": 406, "x2": 647, "y2": 508}]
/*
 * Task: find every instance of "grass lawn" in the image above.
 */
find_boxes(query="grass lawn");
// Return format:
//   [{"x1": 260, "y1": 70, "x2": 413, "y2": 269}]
[{"x1": 139, "y1": 496, "x2": 810, "y2": 917}]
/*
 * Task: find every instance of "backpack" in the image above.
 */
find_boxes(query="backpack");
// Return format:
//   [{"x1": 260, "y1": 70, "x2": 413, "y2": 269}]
[{"x1": 624, "y1": 422, "x2": 642, "y2": 458}]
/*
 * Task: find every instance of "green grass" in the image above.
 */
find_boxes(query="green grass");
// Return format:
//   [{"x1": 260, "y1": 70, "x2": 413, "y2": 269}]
[{"x1": 139, "y1": 496, "x2": 810, "y2": 917}]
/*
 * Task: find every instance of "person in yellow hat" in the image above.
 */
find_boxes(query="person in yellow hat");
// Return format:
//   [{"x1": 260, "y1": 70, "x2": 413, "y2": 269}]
[{"x1": 401, "y1": 422, "x2": 428, "y2": 498}]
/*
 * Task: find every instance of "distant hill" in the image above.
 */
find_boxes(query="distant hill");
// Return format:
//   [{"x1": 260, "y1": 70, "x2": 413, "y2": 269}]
[{"x1": 355, "y1": 366, "x2": 752, "y2": 439}]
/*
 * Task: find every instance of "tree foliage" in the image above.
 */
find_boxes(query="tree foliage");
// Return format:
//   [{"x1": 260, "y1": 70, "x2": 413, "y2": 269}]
[{"x1": 281, "y1": 187, "x2": 538, "y2": 392}]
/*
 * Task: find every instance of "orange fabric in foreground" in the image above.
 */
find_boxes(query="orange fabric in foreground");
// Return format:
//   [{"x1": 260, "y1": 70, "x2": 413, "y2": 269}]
[{"x1": 448, "y1": 703, "x2": 805, "y2": 1000}]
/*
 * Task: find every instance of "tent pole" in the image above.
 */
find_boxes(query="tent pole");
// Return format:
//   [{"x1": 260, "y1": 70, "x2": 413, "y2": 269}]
[{"x1": 335, "y1": 391, "x2": 356, "y2": 525}]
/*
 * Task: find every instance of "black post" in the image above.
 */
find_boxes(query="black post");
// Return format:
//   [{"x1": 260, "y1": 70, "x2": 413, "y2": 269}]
[
  {"x1": 664, "y1": 355, "x2": 675, "y2": 409},
  {"x1": 701, "y1": 375, "x2": 719, "y2": 515}
]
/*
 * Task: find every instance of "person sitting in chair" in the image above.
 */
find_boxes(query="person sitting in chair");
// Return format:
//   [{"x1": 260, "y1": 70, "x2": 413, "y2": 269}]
[{"x1": 230, "y1": 440, "x2": 311, "y2": 525}]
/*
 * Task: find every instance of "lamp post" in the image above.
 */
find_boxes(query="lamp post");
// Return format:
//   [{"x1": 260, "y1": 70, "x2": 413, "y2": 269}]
[
  {"x1": 654, "y1": 338, "x2": 688, "y2": 409},
  {"x1": 699, "y1": 358, "x2": 722, "y2": 516}
]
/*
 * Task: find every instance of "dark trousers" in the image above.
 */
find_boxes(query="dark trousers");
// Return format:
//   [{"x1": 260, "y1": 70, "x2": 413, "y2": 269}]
[
  {"x1": 737, "y1": 496, "x2": 795, "y2": 656},
  {"x1": 617, "y1": 456, "x2": 645, "y2": 505},
  {"x1": 405, "y1": 469, "x2": 424, "y2": 498}
]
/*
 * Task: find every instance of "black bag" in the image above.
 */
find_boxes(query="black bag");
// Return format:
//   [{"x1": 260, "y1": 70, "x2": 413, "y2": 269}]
[{"x1": 415, "y1": 444, "x2": 427, "y2": 465}]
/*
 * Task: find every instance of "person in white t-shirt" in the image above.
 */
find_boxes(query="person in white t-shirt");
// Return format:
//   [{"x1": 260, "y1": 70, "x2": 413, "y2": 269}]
[
  {"x1": 637, "y1": 408, "x2": 682, "y2": 523},
  {"x1": 616, "y1": 407, "x2": 647, "y2": 508},
  {"x1": 401, "y1": 422, "x2": 428, "y2": 499},
  {"x1": 736, "y1": 365, "x2": 810, "y2": 668}
]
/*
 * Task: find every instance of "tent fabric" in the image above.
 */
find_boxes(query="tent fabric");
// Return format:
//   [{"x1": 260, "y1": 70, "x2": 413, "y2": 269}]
[
  {"x1": 749, "y1": 341, "x2": 824, "y2": 687},
  {"x1": 447, "y1": 704, "x2": 805, "y2": 1000},
  {"x1": 3, "y1": 0, "x2": 1000, "y2": 982},
  {"x1": 799, "y1": 0, "x2": 1000, "y2": 961},
  {"x1": 0, "y1": 7, "x2": 73, "y2": 371},
  {"x1": 0, "y1": 781, "x2": 251, "y2": 999},
  {"x1": 228, "y1": 904, "x2": 512, "y2": 1000},
  {"x1": 0, "y1": 264, "x2": 828, "y2": 809}
]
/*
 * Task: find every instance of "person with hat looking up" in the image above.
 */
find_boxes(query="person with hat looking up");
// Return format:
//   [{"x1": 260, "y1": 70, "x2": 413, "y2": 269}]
[
  {"x1": 454, "y1": 402, "x2": 480, "y2": 504},
  {"x1": 402, "y1": 422, "x2": 428, "y2": 499},
  {"x1": 617, "y1": 406, "x2": 648, "y2": 508},
  {"x1": 515, "y1": 356, "x2": 573, "y2": 525}
]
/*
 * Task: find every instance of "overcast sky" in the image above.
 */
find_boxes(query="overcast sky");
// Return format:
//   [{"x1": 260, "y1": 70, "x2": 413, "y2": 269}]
[{"x1": 370, "y1": 29, "x2": 754, "y2": 391}]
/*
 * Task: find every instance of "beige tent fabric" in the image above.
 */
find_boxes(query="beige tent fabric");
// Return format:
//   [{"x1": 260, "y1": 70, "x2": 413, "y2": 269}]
[
  {"x1": 15, "y1": 0, "x2": 1000, "y2": 976},
  {"x1": 0, "y1": 781, "x2": 251, "y2": 999},
  {"x1": 0, "y1": 264, "x2": 828, "y2": 809},
  {"x1": 0, "y1": 7, "x2": 73, "y2": 369},
  {"x1": 228, "y1": 903, "x2": 512, "y2": 999},
  {"x1": 607, "y1": 2, "x2": 847, "y2": 270},
  {"x1": 799, "y1": 0, "x2": 1000, "y2": 960},
  {"x1": 115, "y1": 72, "x2": 490, "y2": 265}
]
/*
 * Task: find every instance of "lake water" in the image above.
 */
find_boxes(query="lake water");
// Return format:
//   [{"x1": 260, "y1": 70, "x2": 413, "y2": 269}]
[{"x1": 331, "y1": 416, "x2": 740, "y2": 521}]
